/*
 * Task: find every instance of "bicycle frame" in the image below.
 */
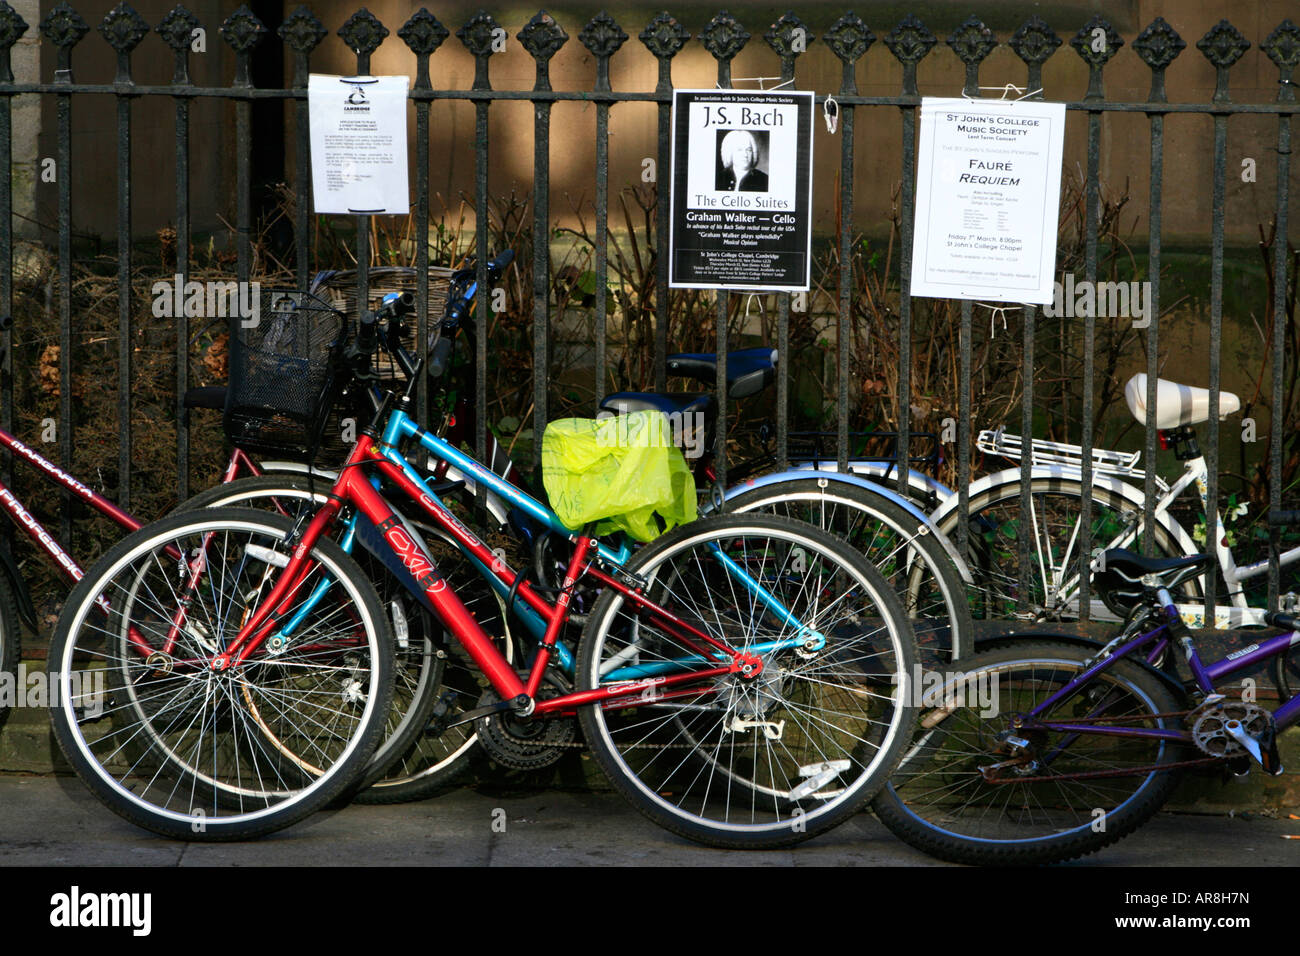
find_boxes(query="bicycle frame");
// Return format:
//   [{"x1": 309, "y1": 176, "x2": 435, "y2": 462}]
[
  {"x1": 0, "y1": 426, "x2": 269, "y2": 593},
  {"x1": 963, "y1": 431, "x2": 1300, "y2": 627},
  {"x1": 201, "y1": 421, "x2": 826, "y2": 717},
  {"x1": 1021, "y1": 601, "x2": 1300, "y2": 748}
]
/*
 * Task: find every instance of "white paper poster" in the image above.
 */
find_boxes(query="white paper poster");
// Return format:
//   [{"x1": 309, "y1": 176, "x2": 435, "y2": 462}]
[
  {"x1": 668, "y1": 89, "x2": 814, "y2": 291},
  {"x1": 308, "y1": 74, "x2": 410, "y2": 215},
  {"x1": 910, "y1": 97, "x2": 1066, "y2": 304}
]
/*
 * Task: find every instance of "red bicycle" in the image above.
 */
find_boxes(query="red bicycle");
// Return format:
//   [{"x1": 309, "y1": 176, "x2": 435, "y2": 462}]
[{"x1": 46, "y1": 295, "x2": 919, "y2": 848}]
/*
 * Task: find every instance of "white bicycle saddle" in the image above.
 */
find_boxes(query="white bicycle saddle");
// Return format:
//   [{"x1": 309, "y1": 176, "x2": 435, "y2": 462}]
[{"x1": 1124, "y1": 373, "x2": 1241, "y2": 429}]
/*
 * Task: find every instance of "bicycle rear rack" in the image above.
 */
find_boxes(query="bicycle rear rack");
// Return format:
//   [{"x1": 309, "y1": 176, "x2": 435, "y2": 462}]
[{"x1": 977, "y1": 427, "x2": 1147, "y2": 480}]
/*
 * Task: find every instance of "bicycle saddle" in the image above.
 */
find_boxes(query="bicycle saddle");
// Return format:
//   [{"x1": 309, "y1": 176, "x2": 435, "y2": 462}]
[
  {"x1": 1094, "y1": 547, "x2": 1212, "y2": 615},
  {"x1": 596, "y1": 393, "x2": 717, "y2": 462},
  {"x1": 1123, "y1": 373, "x2": 1241, "y2": 429},
  {"x1": 666, "y1": 348, "x2": 778, "y2": 400}
]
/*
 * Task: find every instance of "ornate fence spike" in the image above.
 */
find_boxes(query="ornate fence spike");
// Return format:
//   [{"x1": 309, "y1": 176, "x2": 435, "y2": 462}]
[
  {"x1": 396, "y1": 7, "x2": 446, "y2": 57},
  {"x1": 825, "y1": 11, "x2": 872, "y2": 96},
  {"x1": 156, "y1": 5, "x2": 196, "y2": 51},
  {"x1": 885, "y1": 13, "x2": 935, "y2": 96},
  {"x1": 825, "y1": 11, "x2": 872, "y2": 64},
  {"x1": 518, "y1": 10, "x2": 567, "y2": 61},
  {"x1": 640, "y1": 11, "x2": 688, "y2": 59},
  {"x1": 1134, "y1": 16, "x2": 1186, "y2": 71},
  {"x1": 1071, "y1": 15, "x2": 1122, "y2": 69},
  {"x1": 1262, "y1": 19, "x2": 1300, "y2": 103},
  {"x1": 1134, "y1": 17, "x2": 1186, "y2": 104},
  {"x1": 40, "y1": 2, "x2": 89, "y2": 49},
  {"x1": 99, "y1": 3, "x2": 148, "y2": 54},
  {"x1": 219, "y1": 5, "x2": 266, "y2": 54},
  {"x1": 0, "y1": 0, "x2": 27, "y2": 51},
  {"x1": 884, "y1": 13, "x2": 936, "y2": 65},
  {"x1": 338, "y1": 7, "x2": 389, "y2": 57},
  {"x1": 1262, "y1": 18, "x2": 1300, "y2": 70},
  {"x1": 280, "y1": 5, "x2": 327, "y2": 55},
  {"x1": 457, "y1": 10, "x2": 500, "y2": 58},
  {"x1": 156, "y1": 5, "x2": 197, "y2": 84},
  {"x1": 1009, "y1": 15, "x2": 1061, "y2": 66},
  {"x1": 1197, "y1": 18, "x2": 1250, "y2": 68},
  {"x1": 947, "y1": 14, "x2": 995, "y2": 96},
  {"x1": 947, "y1": 15, "x2": 995, "y2": 67},
  {"x1": 1198, "y1": 19, "x2": 1249, "y2": 103},
  {"x1": 700, "y1": 10, "x2": 749, "y2": 63},
  {"x1": 764, "y1": 11, "x2": 814, "y2": 61},
  {"x1": 580, "y1": 11, "x2": 627, "y2": 60},
  {"x1": 0, "y1": 0, "x2": 27, "y2": 83},
  {"x1": 1071, "y1": 15, "x2": 1122, "y2": 99},
  {"x1": 581, "y1": 11, "x2": 626, "y2": 92}
]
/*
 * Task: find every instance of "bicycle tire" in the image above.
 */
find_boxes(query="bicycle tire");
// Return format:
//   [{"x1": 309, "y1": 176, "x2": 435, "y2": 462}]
[
  {"x1": 723, "y1": 478, "x2": 972, "y2": 667},
  {"x1": 872, "y1": 639, "x2": 1188, "y2": 864},
  {"x1": 939, "y1": 477, "x2": 1200, "y2": 622},
  {"x1": 180, "y1": 474, "x2": 443, "y2": 796},
  {"x1": 183, "y1": 472, "x2": 516, "y2": 803},
  {"x1": 48, "y1": 508, "x2": 395, "y2": 841},
  {"x1": 577, "y1": 513, "x2": 918, "y2": 849}
]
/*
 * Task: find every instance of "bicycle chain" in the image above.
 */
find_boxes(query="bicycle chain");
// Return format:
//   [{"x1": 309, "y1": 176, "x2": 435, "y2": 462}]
[{"x1": 980, "y1": 755, "x2": 1222, "y2": 785}]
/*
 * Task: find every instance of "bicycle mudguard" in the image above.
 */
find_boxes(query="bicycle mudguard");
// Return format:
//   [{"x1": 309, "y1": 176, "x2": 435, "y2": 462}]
[
  {"x1": 788, "y1": 459, "x2": 953, "y2": 504},
  {"x1": 930, "y1": 464, "x2": 1201, "y2": 562},
  {"x1": 0, "y1": 545, "x2": 37, "y2": 634},
  {"x1": 708, "y1": 469, "x2": 975, "y2": 586}
]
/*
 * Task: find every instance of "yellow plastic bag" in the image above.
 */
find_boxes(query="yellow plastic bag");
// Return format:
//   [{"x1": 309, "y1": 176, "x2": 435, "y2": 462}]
[{"x1": 541, "y1": 411, "x2": 697, "y2": 542}]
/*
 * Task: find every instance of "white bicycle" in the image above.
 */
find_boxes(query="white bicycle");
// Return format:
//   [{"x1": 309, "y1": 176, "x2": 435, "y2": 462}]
[{"x1": 929, "y1": 373, "x2": 1296, "y2": 625}]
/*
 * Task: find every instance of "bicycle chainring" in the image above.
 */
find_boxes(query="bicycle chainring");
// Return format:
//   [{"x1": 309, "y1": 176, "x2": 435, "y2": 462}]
[
  {"x1": 474, "y1": 682, "x2": 578, "y2": 770},
  {"x1": 1189, "y1": 700, "x2": 1273, "y2": 758}
]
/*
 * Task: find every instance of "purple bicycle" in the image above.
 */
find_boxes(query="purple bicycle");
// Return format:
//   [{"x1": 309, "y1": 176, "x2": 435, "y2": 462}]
[{"x1": 872, "y1": 511, "x2": 1300, "y2": 864}]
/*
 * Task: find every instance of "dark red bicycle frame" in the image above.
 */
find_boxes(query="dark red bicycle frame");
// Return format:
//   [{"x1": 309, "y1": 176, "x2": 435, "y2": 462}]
[{"x1": 206, "y1": 433, "x2": 761, "y2": 714}]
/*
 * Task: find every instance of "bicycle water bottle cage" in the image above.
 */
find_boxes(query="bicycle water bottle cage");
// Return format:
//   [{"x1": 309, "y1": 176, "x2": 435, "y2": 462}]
[{"x1": 666, "y1": 347, "x2": 778, "y2": 400}]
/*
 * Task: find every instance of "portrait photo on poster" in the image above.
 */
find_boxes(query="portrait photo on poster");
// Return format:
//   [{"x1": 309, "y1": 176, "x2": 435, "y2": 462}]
[{"x1": 715, "y1": 129, "x2": 770, "y2": 192}]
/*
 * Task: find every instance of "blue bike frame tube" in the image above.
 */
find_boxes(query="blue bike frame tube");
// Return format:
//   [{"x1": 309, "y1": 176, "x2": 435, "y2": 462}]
[{"x1": 379, "y1": 407, "x2": 820, "y2": 662}]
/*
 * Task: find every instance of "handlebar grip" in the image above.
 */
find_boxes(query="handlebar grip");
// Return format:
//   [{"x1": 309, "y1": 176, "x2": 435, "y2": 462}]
[
  {"x1": 357, "y1": 312, "x2": 378, "y2": 355},
  {"x1": 1266, "y1": 610, "x2": 1300, "y2": 632},
  {"x1": 487, "y1": 249, "x2": 514, "y2": 281},
  {"x1": 428, "y1": 335, "x2": 455, "y2": 378},
  {"x1": 1269, "y1": 509, "x2": 1300, "y2": 528}
]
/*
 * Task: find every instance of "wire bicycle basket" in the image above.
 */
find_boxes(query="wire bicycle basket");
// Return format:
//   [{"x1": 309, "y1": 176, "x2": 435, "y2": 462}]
[{"x1": 224, "y1": 289, "x2": 348, "y2": 459}]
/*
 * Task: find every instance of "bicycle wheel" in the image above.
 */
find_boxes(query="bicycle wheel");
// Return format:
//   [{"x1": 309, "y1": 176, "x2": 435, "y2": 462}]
[
  {"x1": 724, "y1": 478, "x2": 972, "y2": 667},
  {"x1": 577, "y1": 513, "x2": 917, "y2": 849},
  {"x1": 48, "y1": 508, "x2": 395, "y2": 841},
  {"x1": 181, "y1": 474, "x2": 443, "y2": 796},
  {"x1": 0, "y1": 566, "x2": 20, "y2": 728},
  {"x1": 872, "y1": 639, "x2": 1188, "y2": 864},
  {"x1": 942, "y1": 478, "x2": 1199, "y2": 621},
  {"x1": 183, "y1": 473, "x2": 516, "y2": 803}
]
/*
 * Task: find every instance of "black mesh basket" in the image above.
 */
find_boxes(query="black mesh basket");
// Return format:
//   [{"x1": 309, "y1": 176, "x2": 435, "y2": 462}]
[{"x1": 224, "y1": 289, "x2": 348, "y2": 459}]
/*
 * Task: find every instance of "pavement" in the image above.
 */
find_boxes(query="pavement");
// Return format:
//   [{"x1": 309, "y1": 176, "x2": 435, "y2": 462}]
[{"x1": 0, "y1": 773, "x2": 1295, "y2": 867}]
